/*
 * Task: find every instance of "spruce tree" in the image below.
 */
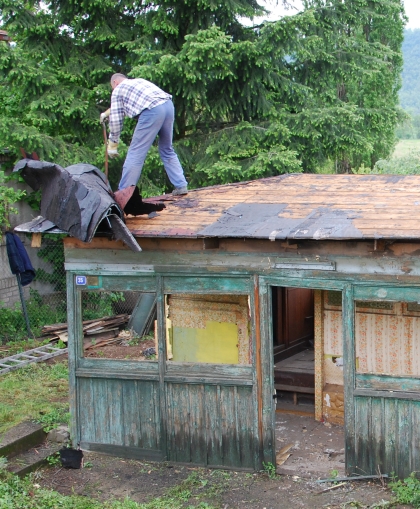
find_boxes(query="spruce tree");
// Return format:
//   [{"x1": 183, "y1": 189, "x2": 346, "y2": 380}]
[{"x1": 0, "y1": 0, "x2": 405, "y2": 193}]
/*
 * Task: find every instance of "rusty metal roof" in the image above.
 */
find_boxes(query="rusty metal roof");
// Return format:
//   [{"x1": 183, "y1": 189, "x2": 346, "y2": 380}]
[{"x1": 128, "y1": 173, "x2": 420, "y2": 241}]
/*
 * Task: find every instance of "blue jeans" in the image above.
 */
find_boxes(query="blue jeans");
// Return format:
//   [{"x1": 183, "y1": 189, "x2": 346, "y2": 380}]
[{"x1": 118, "y1": 100, "x2": 188, "y2": 190}]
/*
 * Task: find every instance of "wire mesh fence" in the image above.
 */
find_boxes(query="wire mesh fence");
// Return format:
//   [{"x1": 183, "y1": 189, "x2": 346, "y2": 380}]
[{"x1": 0, "y1": 235, "x2": 140, "y2": 344}]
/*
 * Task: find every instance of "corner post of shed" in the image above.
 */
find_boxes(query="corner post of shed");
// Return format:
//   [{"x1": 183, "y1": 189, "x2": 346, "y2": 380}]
[
  {"x1": 342, "y1": 284, "x2": 356, "y2": 475},
  {"x1": 66, "y1": 270, "x2": 82, "y2": 448},
  {"x1": 253, "y1": 275, "x2": 276, "y2": 469}
]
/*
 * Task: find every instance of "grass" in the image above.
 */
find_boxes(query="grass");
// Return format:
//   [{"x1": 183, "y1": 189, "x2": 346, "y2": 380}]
[
  {"x1": 0, "y1": 471, "x2": 219, "y2": 509},
  {"x1": 392, "y1": 139, "x2": 420, "y2": 159},
  {"x1": 0, "y1": 362, "x2": 69, "y2": 434}
]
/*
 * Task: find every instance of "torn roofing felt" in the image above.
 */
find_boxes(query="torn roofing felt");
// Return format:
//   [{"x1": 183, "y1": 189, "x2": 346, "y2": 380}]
[
  {"x1": 127, "y1": 173, "x2": 420, "y2": 240},
  {"x1": 13, "y1": 159, "x2": 141, "y2": 252}
]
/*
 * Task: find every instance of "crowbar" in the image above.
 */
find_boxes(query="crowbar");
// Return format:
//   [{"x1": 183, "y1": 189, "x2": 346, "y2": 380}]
[{"x1": 102, "y1": 121, "x2": 109, "y2": 184}]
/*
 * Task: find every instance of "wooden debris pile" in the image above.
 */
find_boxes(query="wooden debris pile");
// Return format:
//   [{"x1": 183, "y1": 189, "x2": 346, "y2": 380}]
[{"x1": 41, "y1": 314, "x2": 131, "y2": 350}]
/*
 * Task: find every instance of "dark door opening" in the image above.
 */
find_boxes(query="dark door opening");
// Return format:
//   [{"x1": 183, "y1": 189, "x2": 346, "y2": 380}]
[
  {"x1": 272, "y1": 287, "x2": 315, "y2": 409},
  {"x1": 271, "y1": 286, "x2": 346, "y2": 477}
]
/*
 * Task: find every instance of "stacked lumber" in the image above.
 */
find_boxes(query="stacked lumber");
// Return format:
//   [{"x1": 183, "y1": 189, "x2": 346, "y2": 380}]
[{"x1": 41, "y1": 314, "x2": 130, "y2": 346}]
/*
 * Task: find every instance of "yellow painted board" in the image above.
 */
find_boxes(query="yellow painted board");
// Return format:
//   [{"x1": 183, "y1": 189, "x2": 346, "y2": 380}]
[{"x1": 171, "y1": 321, "x2": 239, "y2": 364}]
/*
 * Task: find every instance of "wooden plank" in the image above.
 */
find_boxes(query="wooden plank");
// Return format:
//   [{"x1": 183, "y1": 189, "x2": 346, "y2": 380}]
[
  {"x1": 156, "y1": 274, "x2": 168, "y2": 460},
  {"x1": 121, "y1": 380, "x2": 139, "y2": 447},
  {"x1": 343, "y1": 284, "x2": 356, "y2": 475},
  {"x1": 165, "y1": 382, "x2": 174, "y2": 461},
  {"x1": 383, "y1": 398, "x2": 398, "y2": 477},
  {"x1": 220, "y1": 386, "x2": 238, "y2": 467},
  {"x1": 164, "y1": 375, "x2": 253, "y2": 386},
  {"x1": 92, "y1": 378, "x2": 111, "y2": 445},
  {"x1": 370, "y1": 397, "x2": 385, "y2": 475},
  {"x1": 97, "y1": 276, "x2": 157, "y2": 292},
  {"x1": 275, "y1": 384, "x2": 315, "y2": 394},
  {"x1": 356, "y1": 374, "x2": 420, "y2": 393},
  {"x1": 77, "y1": 377, "x2": 95, "y2": 443},
  {"x1": 163, "y1": 276, "x2": 251, "y2": 294},
  {"x1": 237, "y1": 386, "x2": 255, "y2": 468},
  {"x1": 189, "y1": 384, "x2": 205, "y2": 465},
  {"x1": 206, "y1": 384, "x2": 221, "y2": 466},
  {"x1": 83, "y1": 442, "x2": 163, "y2": 461},
  {"x1": 354, "y1": 388, "x2": 420, "y2": 401},
  {"x1": 165, "y1": 363, "x2": 252, "y2": 378},
  {"x1": 166, "y1": 383, "x2": 191, "y2": 463},
  {"x1": 411, "y1": 402, "x2": 420, "y2": 473},
  {"x1": 67, "y1": 271, "x2": 81, "y2": 447},
  {"x1": 108, "y1": 379, "x2": 124, "y2": 445},
  {"x1": 138, "y1": 381, "x2": 160, "y2": 450},
  {"x1": 397, "y1": 400, "x2": 412, "y2": 477},
  {"x1": 253, "y1": 275, "x2": 264, "y2": 468},
  {"x1": 354, "y1": 397, "x2": 371, "y2": 475},
  {"x1": 354, "y1": 286, "x2": 420, "y2": 303}
]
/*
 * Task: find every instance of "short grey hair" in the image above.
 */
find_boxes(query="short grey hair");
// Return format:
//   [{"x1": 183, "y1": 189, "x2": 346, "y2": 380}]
[{"x1": 110, "y1": 73, "x2": 127, "y2": 84}]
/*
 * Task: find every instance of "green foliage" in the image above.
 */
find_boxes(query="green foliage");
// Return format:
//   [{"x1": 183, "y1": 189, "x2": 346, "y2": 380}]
[
  {"x1": 396, "y1": 113, "x2": 420, "y2": 140},
  {"x1": 0, "y1": 362, "x2": 69, "y2": 434},
  {"x1": 0, "y1": 170, "x2": 25, "y2": 240},
  {"x1": 375, "y1": 155, "x2": 420, "y2": 175},
  {"x1": 389, "y1": 472, "x2": 420, "y2": 507},
  {"x1": 46, "y1": 451, "x2": 61, "y2": 467},
  {"x1": 0, "y1": 0, "x2": 405, "y2": 193},
  {"x1": 82, "y1": 291, "x2": 125, "y2": 320},
  {"x1": 35, "y1": 236, "x2": 66, "y2": 292},
  {"x1": 0, "y1": 458, "x2": 7, "y2": 471},
  {"x1": 36, "y1": 407, "x2": 70, "y2": 432},
  {"x1": 262, "y1": 461, "x2": 276, "y2": 479},
  {"x1": 0, "y1": 288, "x2": 67, "y2": 343}
]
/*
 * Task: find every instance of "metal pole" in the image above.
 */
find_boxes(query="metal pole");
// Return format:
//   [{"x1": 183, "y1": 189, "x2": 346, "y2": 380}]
[{"x1": 16, "y1": 272, "x2": 33, "y2": 338}]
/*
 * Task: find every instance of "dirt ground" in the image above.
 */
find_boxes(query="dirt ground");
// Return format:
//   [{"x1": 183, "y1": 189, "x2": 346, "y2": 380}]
[
  {"x1": 35, "y1": 408, "x2": 408, "y2": 508},
  {"x1": 36, "y1": 451, "x2": 407, "y2": 509},
  {"x1": 84, "y1": 338, "x2": 155, "y2": 360}
]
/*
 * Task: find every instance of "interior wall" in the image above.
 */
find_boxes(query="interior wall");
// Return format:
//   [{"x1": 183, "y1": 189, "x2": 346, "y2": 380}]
[
  {"x1": 166, "y1": 294, "x2": 251, "y2": 365},
  {"x1": 321, "y1": 291, "x2": 420, "y2": 424},
  {"x1": 356, "y1": 302, "x2": 420, "y2": 376},
  {"x1": 323, "y1": 291, "x2": 345, "y2": 425}
]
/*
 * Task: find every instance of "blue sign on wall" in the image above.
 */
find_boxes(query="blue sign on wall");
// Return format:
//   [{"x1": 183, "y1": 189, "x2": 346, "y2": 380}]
[{"x1": 76, "y1": 275, "x2": 87, "y2": 285}]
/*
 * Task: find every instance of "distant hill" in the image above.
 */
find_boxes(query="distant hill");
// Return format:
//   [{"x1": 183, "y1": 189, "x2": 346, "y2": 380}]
[{"x1": 400, "y1": 29, "x2": 420, "y2": 115}]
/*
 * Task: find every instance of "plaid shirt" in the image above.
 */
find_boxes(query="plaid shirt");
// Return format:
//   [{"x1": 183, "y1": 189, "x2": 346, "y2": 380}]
[{"x1": 109, "y1": 78, "x2": 171, "y2": 142}]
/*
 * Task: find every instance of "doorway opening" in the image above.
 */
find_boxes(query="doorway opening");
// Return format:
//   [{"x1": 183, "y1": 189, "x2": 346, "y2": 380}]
[
  {"x1": 272, "y1": 286, "x2": 315, "y2": 412},
  {"x1": 271, "y1": 286, "x2": 346, "y2": 476}
]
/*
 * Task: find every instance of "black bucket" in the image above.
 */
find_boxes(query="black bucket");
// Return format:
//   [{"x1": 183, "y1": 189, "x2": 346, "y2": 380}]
[{"x1": 59, "y1": 448, "x2": 84, "y2": 469}]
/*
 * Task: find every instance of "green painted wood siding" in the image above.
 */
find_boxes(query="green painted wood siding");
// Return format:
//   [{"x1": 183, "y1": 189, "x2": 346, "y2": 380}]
[
  {"x1": 165, "y1": 383, "x2": 254, "y2": 468},
  {"x1": 78, "y1": 378, "x2": 161, "y2": 452},
  {"x1": 353, "y1": 396, "x2": 420, "y2": 478}
]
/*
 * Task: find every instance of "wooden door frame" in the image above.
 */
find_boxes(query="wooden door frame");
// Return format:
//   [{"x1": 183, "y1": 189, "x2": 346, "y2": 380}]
[{"x1": 259, "y1": 276, "x2": 346, "y2": 470}]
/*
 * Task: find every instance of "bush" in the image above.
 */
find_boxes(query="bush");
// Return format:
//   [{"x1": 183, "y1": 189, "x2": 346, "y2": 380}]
[
  {"x1": 0, "y1": 289, "x2": 67, "y2": 343},
  {"x1": 389, "y1": 472, "x2": 420, "y2": 507}
]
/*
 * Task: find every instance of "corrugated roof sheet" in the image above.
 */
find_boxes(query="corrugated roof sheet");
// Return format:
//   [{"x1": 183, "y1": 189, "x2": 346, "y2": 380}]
[{"x1": 128, "y1": 173, "x2": 420, "y2": 240}]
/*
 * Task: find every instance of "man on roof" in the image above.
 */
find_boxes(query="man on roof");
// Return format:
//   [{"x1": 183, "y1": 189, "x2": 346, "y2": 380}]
[{"x1": 100, "y1": 73, "x2": 188, "y2": 212}]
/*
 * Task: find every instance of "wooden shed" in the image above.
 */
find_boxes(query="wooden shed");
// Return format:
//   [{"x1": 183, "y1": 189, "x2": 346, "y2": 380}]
[{"x1": 42, "y1": 173, "x2": 420, "y2": 476}]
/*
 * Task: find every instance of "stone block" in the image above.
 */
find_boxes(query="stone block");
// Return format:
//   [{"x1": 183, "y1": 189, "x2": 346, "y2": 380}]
[{"x1": 47, "y1": 426, "x2": 70, "y2": 444}]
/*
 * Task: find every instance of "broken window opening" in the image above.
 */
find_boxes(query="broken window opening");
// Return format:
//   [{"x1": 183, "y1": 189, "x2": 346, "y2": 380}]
[
  {"x1": 80, "y1": 289, "x2": 157, "y2": 361},
  {"x1": 165, "y1": 294, "x2": 251, "y2": 365}
]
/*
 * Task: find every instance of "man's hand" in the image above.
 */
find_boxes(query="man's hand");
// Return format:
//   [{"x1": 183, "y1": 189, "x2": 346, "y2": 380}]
[
  {"x1": 107, "y1": 140, "x2": 119, "y2": 158},
  {"x1": 100, "y1": 108, "x2": 110, "y2": 124}
]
